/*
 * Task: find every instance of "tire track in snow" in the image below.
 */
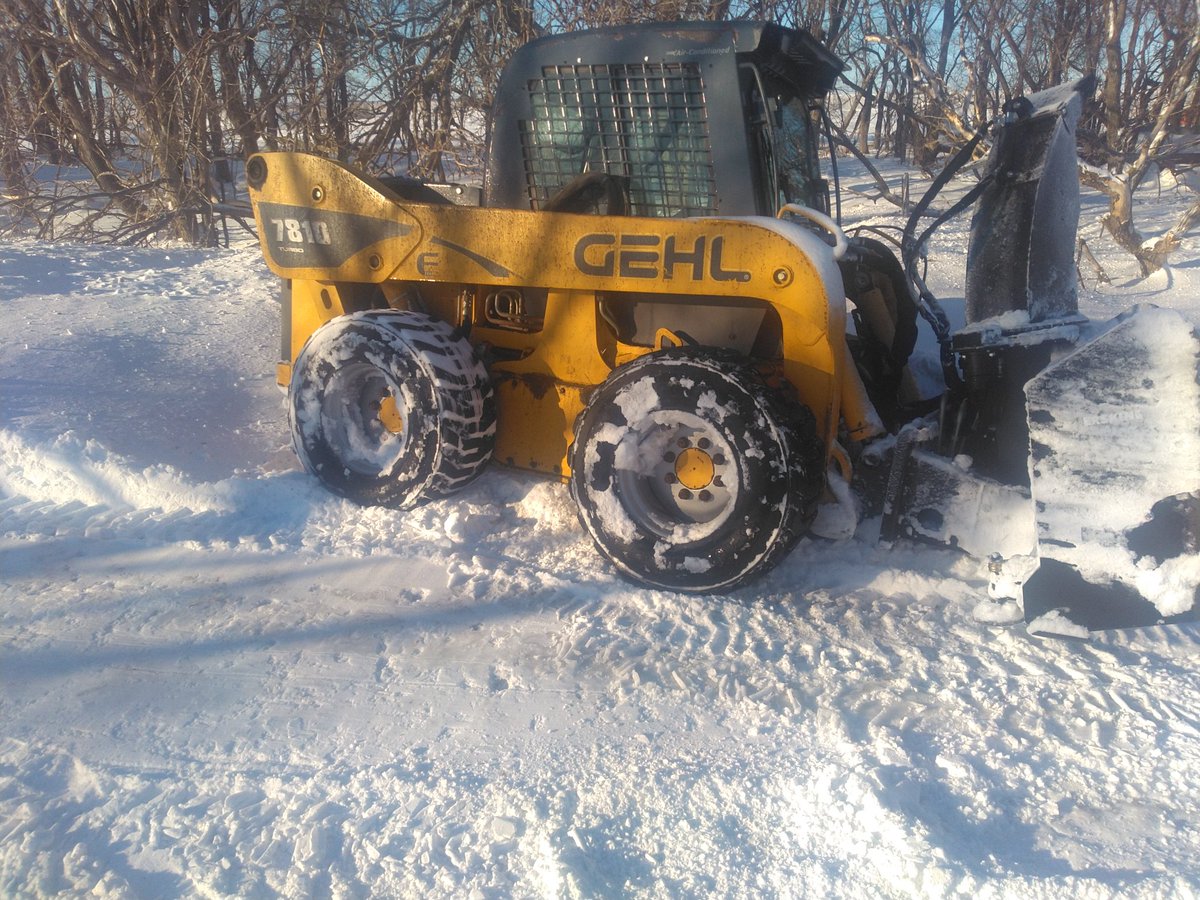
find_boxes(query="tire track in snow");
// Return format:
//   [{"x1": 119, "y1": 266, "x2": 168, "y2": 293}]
[
  {"x1": 531, "y1": 534, "x2": 1200, "y2": 882},
  {"x1": 4, "y1": 351, "x2": 1200, "y2": 889}
]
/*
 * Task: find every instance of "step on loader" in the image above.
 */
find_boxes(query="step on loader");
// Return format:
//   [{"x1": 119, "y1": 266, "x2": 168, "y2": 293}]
[{"x1": 245, "y1": 21, "x2": 1199, "y2": 633}]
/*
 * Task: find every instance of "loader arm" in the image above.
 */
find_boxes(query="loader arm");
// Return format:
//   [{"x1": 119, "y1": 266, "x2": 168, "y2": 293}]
[{"x1": 247, "y1": 151, "x2": 879, "y2": 478}]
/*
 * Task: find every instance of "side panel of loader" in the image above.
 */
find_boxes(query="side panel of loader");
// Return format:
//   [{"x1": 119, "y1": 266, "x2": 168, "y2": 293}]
[{"x1": 246, "y1": 151, "x2": 862, "y2": 480}]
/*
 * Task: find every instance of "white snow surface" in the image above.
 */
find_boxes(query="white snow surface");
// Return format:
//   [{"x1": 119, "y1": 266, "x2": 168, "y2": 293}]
[{"x1": 3, "y1": 163, "x2": 1200, "y2": 897}]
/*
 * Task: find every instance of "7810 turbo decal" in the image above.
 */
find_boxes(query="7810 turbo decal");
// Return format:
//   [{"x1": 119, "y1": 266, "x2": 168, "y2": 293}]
[
  {"x1": 269, "y1": 216, "x2": 333, "y2": 247},
  {"x1": 257, "y1": 202, "x2": 412, "y2": 269}
]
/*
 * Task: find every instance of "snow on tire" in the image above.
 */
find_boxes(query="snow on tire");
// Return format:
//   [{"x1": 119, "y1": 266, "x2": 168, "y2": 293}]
[
  {"x1": 289, "y1": 310, "x2": 495, "y2": 507},
  {"x1": 569, "y1": 347, "x2": 824, "y2": 592}
]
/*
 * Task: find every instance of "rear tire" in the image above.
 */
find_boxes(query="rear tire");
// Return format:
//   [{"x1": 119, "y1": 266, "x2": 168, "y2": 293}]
[
  {"x1": 569, "y1": 348, "x2": 824, "y2": 592},
  {"x1": 290, "y1": 310, "x2": 495, "y2": 507}
]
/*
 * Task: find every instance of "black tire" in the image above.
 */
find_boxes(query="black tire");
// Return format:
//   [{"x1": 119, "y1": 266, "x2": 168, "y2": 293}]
[
  {"x1": 289, "y1": 310, "x2": 495, "y2": 507},
  {"x1": 569, "y1": 348, "x2": 825, "y2": 592}
]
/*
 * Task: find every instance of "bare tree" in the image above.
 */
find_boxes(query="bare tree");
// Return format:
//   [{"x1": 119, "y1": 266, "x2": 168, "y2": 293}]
[
  {"x1": 860, "y1": 0, "x2": 1198, "y2": 272},
  {"x1": 0, "y1": 0, "x2": 1194, "y2": 267},
  {"x1": 1081, "y1": 4, "x2": 1199, "y2": 274}
]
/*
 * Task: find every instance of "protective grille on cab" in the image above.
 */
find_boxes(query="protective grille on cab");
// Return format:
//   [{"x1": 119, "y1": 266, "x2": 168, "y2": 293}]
[{"x1": 520, "y1": 63, "x2": 716, "y2": 217}]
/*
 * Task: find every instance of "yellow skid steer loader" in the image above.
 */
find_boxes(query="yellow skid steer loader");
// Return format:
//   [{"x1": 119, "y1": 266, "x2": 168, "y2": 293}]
[{"x1": 246, "y1": 22, "x2": 1199, "y2": 632}]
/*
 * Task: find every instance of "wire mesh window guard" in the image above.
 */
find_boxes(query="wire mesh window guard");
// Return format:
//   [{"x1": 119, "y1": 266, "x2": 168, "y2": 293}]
[{"x1": 520, "y1": 63, "x2": 716, "y2": 217}]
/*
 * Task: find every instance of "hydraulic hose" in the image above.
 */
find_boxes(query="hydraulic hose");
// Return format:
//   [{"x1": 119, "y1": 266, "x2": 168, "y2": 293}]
[{"x1": 899, "y1": 120, "x2": 995, "y2": 392}]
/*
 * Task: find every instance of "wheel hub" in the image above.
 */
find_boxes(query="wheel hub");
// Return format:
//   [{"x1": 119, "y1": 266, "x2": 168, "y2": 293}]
[
  {"x1": 611, "y1": 419, "x2": 737, "y2": 536},
  {"x1": 378, "y1": 394, "x2": 405, "y2": 434},
  {"x1": 674, "y1": 446, "x2": 715, "y2": 490}
]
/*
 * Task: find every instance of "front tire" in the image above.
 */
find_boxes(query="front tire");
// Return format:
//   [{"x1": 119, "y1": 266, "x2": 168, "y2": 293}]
[
  {"x1": 569, "y1": 348, "x2": 824, "y2": 592},
  {"x1": 289, "y1": 310, "x2": 495, "y2": 507}
]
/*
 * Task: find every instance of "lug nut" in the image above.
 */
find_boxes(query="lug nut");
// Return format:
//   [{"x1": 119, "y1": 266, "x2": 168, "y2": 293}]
[
  {"x1": 713, "y1": 475, "x2": 724, "y2": 488},
  {"x1": 698, "y1": 490, "x2": 713, "y2": 502},
  {"x1": 664, "y1": 473, "x2": 677, "y2": 484},
  {"x1": 663, "y1": 451, "x2": 676, "y2": 462},
  {"x1": 676, "y1": 437, "x2": 690, "y2": 449},
  {"x1": 678, "y1": 489, "x2": 693, "y2": 500},
  {"x1": 697, "y1": 437, "x2": 711, "y2": 450},
  {"x1": 713, "y1": 454, "x2": 727, "y2": 466}
]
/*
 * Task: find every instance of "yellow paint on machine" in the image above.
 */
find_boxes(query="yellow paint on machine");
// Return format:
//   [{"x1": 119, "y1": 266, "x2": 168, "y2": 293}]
[{"x1": 248, "y1": 151, "x2": 882, "y2": 480}]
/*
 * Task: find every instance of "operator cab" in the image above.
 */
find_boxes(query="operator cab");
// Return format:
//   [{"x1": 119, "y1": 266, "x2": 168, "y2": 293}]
[{"x1": 483, "y1": 21, "x2": 843, "y2": 217}]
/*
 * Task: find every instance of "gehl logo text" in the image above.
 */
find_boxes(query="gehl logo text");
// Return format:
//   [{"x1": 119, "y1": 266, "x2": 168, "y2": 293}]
[{"x1": 574, "y1": 234, "x2": 751, "y2": 283}]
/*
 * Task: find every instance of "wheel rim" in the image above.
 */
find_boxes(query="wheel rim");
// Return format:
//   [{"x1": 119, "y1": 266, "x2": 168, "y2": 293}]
[
  {"x1": 612, "y1": 410, "x2": 737, "y2": 540},
  {"x1": 321, "y1": 362, "x2": 409, "y2": 475}
]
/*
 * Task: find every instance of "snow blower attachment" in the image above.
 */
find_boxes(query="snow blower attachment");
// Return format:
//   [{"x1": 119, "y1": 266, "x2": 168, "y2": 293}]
[
  {"x1": 884, "y1": 79, "x2": 1200, "y2": 632},
  {"x1": 244, "y1": 21, "x2": 1198, "y2": 632}
]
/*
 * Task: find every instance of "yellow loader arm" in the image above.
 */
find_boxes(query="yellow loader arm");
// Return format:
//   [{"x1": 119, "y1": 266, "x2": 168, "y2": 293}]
[{"x1": 246, "y1": 152, "x2": 881, "y2": 478}]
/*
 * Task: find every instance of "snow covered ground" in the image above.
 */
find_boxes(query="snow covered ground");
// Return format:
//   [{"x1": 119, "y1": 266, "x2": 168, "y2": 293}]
[{"x1": 2, "y1": 162, "x2": 1199, "y2": 897}]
